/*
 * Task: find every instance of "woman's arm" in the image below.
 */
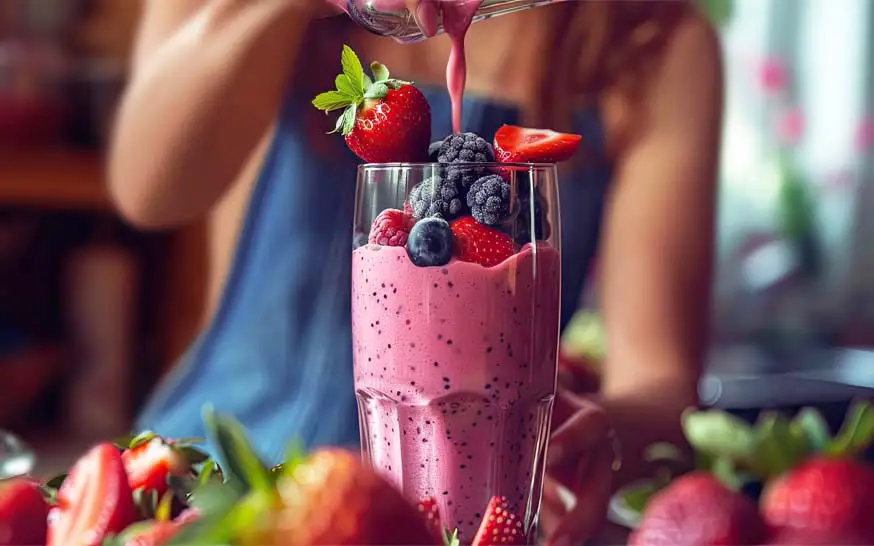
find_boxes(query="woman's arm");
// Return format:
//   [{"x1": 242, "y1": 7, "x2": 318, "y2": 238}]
[
  {"x1": 598, "y1": 14, "x2": 724, "y2": 482},
  {"x1": 109, "y1": 0, "x2": 316, "y2": 229}
]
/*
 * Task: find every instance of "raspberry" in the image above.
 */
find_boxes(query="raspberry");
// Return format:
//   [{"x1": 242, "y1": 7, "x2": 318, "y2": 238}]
[
  {"x1": 368, "y1": 209, "x2": 414, "y2": 247},
  {"x1": 467, "y1": 174, "x2": 511, "y2": 225},
  {"x1": 409, "y1": 176, "x2": 465, "y2": 220},
  {"x1": 437, "y1": 132, "x2": 494, "y2": 191}
]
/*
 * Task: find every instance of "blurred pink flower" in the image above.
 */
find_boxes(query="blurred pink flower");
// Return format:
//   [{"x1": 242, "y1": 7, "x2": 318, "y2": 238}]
[
  {"x1": 758, "y1": 56, "x2": 789, "y2": 95},
  {"x1": 776, "y1": 108, "x2": 805, "y2": 146},
  {"x1": 855, "y1": 117, "x2": 874, "y2": 152}
]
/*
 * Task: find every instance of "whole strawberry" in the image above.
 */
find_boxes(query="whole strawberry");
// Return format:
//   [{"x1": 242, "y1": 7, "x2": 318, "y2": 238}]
[
  {"x1": 274, "y1": 449, "x2": 438, "y2": 545},
  {"x1": 450, "y1": 216, "x2": 514, "y2": 267},
  {"x1": 313, "y1": 45, "x2": 431, "y2": 163},
  {"x1": 629, "y1": 472, "x2": 766, "y2": 546},
  {"x1": 0, "y1": 478, "x2": 49, "y2": 546},
  {"x1": 761, "y1": 457, "x2": 874, "y2": 540}
]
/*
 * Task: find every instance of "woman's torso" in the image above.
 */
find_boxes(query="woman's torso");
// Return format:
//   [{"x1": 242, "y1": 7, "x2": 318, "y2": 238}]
[{"x1": 138, "y1": 14, "x2": 617, "y2": 461}]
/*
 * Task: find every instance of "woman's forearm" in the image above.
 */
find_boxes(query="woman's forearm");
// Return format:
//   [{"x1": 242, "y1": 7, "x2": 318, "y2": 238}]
[{"x1": 109, "y1": 0, "x2": 312, "y2": 229}]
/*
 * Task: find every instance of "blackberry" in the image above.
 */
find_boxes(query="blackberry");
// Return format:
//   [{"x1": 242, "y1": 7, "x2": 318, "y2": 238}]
[
  {"x1": 437, "y1": 132, "x2": 495, "y2": 191},
  {"x1": 409, "y1": 175, "x2": 465, "y2": 220},
  {"x1": 466, "y1": 174, "x2": 511, "y2": 225},
  {"x1": 513, "y1": 191, "x2": 551, "y2": 245},
  {"x1": 428, "y1": 138, "x2": 447, "y2": 162}
]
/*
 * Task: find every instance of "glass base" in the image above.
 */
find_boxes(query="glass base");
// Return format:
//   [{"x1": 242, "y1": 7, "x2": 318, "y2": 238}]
[{"x1": 357, "y1": 389, "x2": 553, "y2": 542}]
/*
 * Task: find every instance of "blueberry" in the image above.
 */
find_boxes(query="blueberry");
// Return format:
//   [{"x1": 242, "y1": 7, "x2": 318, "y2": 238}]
[{"x1": 406, "y1": 217, "x2": 453, "y2": 267}]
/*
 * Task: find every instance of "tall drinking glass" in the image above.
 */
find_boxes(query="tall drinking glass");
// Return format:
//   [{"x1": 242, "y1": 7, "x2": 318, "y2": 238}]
[{"x1": 351, "y1": 162, "x2": 561, "y2": 543}]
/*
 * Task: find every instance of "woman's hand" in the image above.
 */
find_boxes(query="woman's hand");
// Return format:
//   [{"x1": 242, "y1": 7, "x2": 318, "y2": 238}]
[{"x1": 541, "y1": 389, "x2": 616, "y2": 546}]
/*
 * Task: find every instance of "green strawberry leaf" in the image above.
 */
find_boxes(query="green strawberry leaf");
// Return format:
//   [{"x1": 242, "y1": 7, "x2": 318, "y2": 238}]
[
  {"x1": 177, "y1": 445, "x2": 211, "y2": 466},
  {"x1": 790, "y1": 407, "x2": 831, "y2": 454},
  {"x1": 748, "y1": 412, "x2": 806, "y2": 479},
  {"x1": 825, "y1": 400, "x2": 874, "y2": 457},
  {"x1": 443, "y1": 528, "x2": 460, "y2": 546},
  {"x1": 364, "y1": 82, "x2": 390, "y2": 100},
  {"x1": 618, "y1": 482, "x2": 661, "y2": 514},
  {"x1": 133, "y1": 487, "x2": 160, "y2": 519},
  {"x1": 202, "y1": 406, "x2": 272, "y2": 494},
  {"x1": 100, "y1": 532, "x2": 124, "y2": 546},
  {"x1": 710, "y1": 456, "x2": 749, "y2": 491},
  {"x1": 363, "y1": 73, "x2": 374, "y2": 88},
  {"x1": 644, "y1": 443, "x2": 686, "y2": 464},
  {"x1": 166, "y1": 505, "x2": 237, "y2": 546},
  {"x1": 371, "y1": 61, "x2": 390, "y2": 83},
  {"x1": 188, "y1": 480, "x2": 246, "y2": 516},
  {"x1": 682, "y1": 409, "x2": 757, "y2": 463},
  {"x1": 155, "y1": 491, "x2": 175, "y2": 522},
  {"x1": 43, "y1": 473, "x2": 67, "y2": 492},
  {"x1": 341, "y1": 44, "x2": 365, "y2": 94},
  {"x1": 129, "y1": 431, "x2": 158, "y2": 450},
  {"x1": 335, "y1": 74, "x2": 359, "y2": 99},
  {"x1": 312, "y1": 91, "x2": 353, "y2": 112}
]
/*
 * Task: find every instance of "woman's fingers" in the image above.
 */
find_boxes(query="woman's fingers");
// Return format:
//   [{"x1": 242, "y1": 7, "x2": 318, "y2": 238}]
[
  {"x1": 539, "y1": 477, "x2": 569, "y2": 539},
  {"x1": 547, "y1": 395, "x2": 611, "y2": 490},
  {"x1": 547, "y1": 441, "x2": 615, "y2": 546}
]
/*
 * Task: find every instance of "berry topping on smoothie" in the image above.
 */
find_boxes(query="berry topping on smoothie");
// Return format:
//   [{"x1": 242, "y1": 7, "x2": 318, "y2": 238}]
[
  {"x1": 407, "y1": 217, "x2": 454, "y2": 267},
  {"x1": 494, "y1": 124, "x2": 583, "y2": 163},
  {"x1": 450, "y1": 216, "x2": 514, "y2": 267},
  {"x1": 409, "y1": 175, "x2": 465, "y2": 220},
  {"x1": 438, "y1": 132, "x2": 495, "y2": 190},
  {"x1": 369, "y1": 208, "x2": 415, "y2": 246},
  {"x1": 312, "y1": 45, "x2": 431, "y2": 163},
  {"x1": 466, "y1": 174, "x2": 511, "y2": 225}
]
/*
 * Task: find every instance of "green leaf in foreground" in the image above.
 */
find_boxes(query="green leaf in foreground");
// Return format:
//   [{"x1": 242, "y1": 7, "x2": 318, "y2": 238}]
[
  {"x1": 825, "y1": 400, "x2": 874, "y2": 457},
  {"x1": 682, "y1": 409, "x2": 757, "y2": 463},
  {"x1": 202, "y1": 405, "x2": 272, "y2": 494},
  {"x1": 790, "y1": 407, "x2": 832, "y2": 454}
]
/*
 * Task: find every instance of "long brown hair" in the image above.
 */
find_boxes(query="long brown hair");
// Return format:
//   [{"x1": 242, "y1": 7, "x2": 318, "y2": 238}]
[{"x1": 301, "y1": 1, "x2": 691, "y2": 157}]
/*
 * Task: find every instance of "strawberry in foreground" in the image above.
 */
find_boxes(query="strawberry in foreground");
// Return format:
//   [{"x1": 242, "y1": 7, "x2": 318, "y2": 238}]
[
  {"x1": 48, "y1": 443, "x2": 137, "y2": 546},
  {"x1": 274, "y1": 449, "x2": 439, "y2": 545},
  {"x1": 471, "y1": 496, "x2": 526, "y2": 546},
  {"x1": 628, "y1": 472, "x2": 766, "y2": 546},
  {"x1": 0, "y1": 478, "x2": 49, "y2": 546},
  {"x1": 450, "y1": 216, "x2": 514, "y2": 267},
  {"x1": 313, "y1": 45, "x2": 431, "y2": 163},
  {"x1": 761, "y1": 457, "x2": 874, "y2": 540},
  {"x1": 121, "y1": 436, "x2": 191, "y2": 497},
  {"x1": 493, "y1": 125, "x2": 582, "y2": 164}
]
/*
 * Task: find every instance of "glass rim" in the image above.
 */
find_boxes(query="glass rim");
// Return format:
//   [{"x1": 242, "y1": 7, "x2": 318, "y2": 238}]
[{"x1": 357, "y1": 161, "x2": 558, "y2": 171}]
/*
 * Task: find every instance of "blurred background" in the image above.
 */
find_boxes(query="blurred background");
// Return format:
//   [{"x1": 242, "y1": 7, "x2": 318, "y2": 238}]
[{"x1": 0, "y1": 0, "x2": 872, "y2": 468}]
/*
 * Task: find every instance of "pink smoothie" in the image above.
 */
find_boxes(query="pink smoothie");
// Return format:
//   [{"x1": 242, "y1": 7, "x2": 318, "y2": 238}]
[
  {"x1": 328, "y1": 0, "x2": 484, "y2": 133},
  {"x1": 351, "y1": 243, "x2": 561, "y2": 541}
]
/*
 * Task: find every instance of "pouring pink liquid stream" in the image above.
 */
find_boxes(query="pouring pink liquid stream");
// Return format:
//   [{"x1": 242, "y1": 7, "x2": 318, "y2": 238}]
[{"x1": 328, "y1": 0, "x2": 484, "y2": 133}]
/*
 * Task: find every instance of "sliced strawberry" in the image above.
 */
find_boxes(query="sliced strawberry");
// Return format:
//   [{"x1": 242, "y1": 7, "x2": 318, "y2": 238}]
[
  {"x1": 368, "y1": 208, "x2": 415, "y2": 246},
  {"x1": 122, "y1": 437, "x2": 189, "y2": 496},
  {"x1": 493, "y1": 125, "x2": 582, "y2": 164},
  {"x1": 313, "y1": 46, "x2": 431, "y2": 163},
  {"x1": 416, "y1": 496, "x2": 442, "y2": 536},
  {"x1": 0, "y1": 478, "x2": 49, "y2": 546},
  {"x1": 471, "y1": 496, "x2": 526, "y2": 546},
  {"x1": 450, "y1": 216, "x2": 515, "y2": 267},
  {"x1": 122, "y1": 521, "x2": 178, "y2": 546},
  {"x1": 48, "y1": 443, "x2": 137, "y2": 546}
]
